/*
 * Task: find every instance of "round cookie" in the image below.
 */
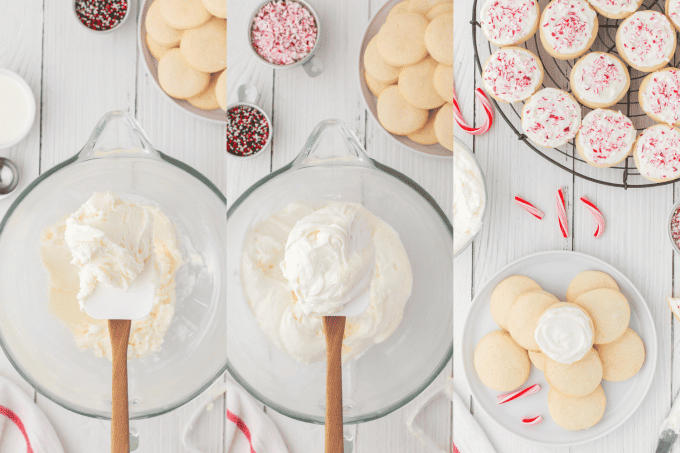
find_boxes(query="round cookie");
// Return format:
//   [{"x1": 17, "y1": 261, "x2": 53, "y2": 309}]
[
  {"x1": 474, "y1": 330, "x2": 531, "y2": 392},
  {"x1": 483, "y1": 47, "x2": 543, "y2": 103},
  {"x1": 386, "y1": 0, "x2": 410, "y2": 22},
  {"x1": 180, "y1": 18, "x2": 227, "y2": 73},
  {"x1": 159, "y1": 0, "x2": 212, "y2": 30},
  {"x1": 433, "y1": 64, "x2": 452, "y2": 102},
  {"x1": 548, "y1": 385, "x2": 606, "y2": 431},
  {"x1": 575, "y1": 109, "x2": 636, "y2": 168},
  {"x1": 490, "y1": 275, "x2": 542, "y2": 331},
  {"x1": 426, "y1": 3, "x2": 453, "y2": 21},
  {"x1": 480, "y1": 0, "x2": 539, "y2": 47},
  {"x1": 573, "y1": 288, "x2": 630, "y2": 344},
  {"x1": 158, "y1": 48, "x2": 210, "y2": 100},
  {"x1": 539, "y1": 0, "x2": 598, "y2": 61},
  {"x1": 507, "y1": 290, "x2": 559, "y2": 351},
  {"x1": 536, "y1": 301, "x2": 595, "y2": 364},
  {"x1": 633, "y1": 124, "x2": 680, "y2": 183},
  {"x1": 570, "y1": 52, "x2": 630, "y2": 109},
  {"x1": 588, "y1": 0, "x2": 643, "y2": 19},
  {"x1": 146, "y1": 33, "x2": 174, "y2": 61},
  {"x1": 434, "y1": 103, "x2": 453, "y2": 151},
  {"x1": 668, "y1": 0, "x2": 680, "y2": 32},
  {"x1": 594, "y1": 328, "x2": 645, "y2": 382},
  {"x1": 145, "y1": 0, "x2": 183, "y2": 47},
  {"x1": 201, "y1": 0, "x2": 226, "y2": 19},
  {"x1": 365, "y1": 72, "x2": 392, "y2": 97},
  {"x1": 215, "y1": 69, "x2": 226, "y2": 111},
  {"x1": 566, "y1": 271, "x2": 619, "y2": 302},
  {"x1": 398, "y1": 56, "x2": 445, "y2": 109},
  {"x1": 364, "y1": 36, "x2": 401, "y2": 84},
  {"x1": 407, "y1": 114, "x2": 438, "y2": 145},
  {"x1": 424, "y1": 13, "x2": 452, "y2": 66},
  {"x1": 188, "y1": 73, "x2": 220, "y2": 110},
  {"x1": 377, "y1": 85, "x2": 429, "y2": 135},
  {"x1": 616, "y1": 11, "x2": 676, "y2": 73},
  {"x1": 528, "y1": 350, "x2": 547, "y2": 372},
  {"x1": 545, "y1": 348, "x2": 603, "y2": 397},
  {"x1": 639, "y1": 68, "x2": 680, "y2": 126},
  {"x1": 522, "y1": 88, "x2": 581, "y2": 148},
  {"x1": 376, "y1": 13, "x2": 429, "y2": 67}
]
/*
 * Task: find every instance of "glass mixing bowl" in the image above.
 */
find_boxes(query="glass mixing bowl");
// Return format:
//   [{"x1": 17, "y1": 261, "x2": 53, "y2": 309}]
[
  {"x1": 227, "y1": 119, "x2": 453, "y2": 424},
  {"x1": 0, "y1": 111, "x2": 226, "y2": 419}
]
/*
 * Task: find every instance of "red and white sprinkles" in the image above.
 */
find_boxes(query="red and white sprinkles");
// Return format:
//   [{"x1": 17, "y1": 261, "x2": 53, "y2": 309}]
[
  {"x1": 577, "y1": 109, "x2": 635, "y2": 166},
  {"x1": 572, "y1": 53, "x2": 627, "y2": 105},
  {"x1": 483, "y1": 48, "x2": 542, "y2": 103},
  {"x1": 251, "y1": 0, "x2": 318, "y2": 66},
  {"x1": 480, "y1": 0, "x2": 538, "y2": 46},
  {"x1": 580, "y1": 197, "x2": 605, "y2": 237},
  {"x1": 541, "y1": 0, "x2": 596, "y2": 54},
  {"x1": 641, "y1": 69, "x2": 680, "y2": 126},
  {"x1": 619, "y1": 11, "x2": 674, "y2": 68},
  {"x1": 515, "y1": 196, "x2": 544, "y2": 219},
  {"x1": 497, "y1": 383, "x2": 541, "y2": 404},
  {"x1": 670, "y1": 204, "x2": 680, "y2": 249},
  {"x1": 522, "y1": 88, "x2": 581, "y2": 148},
  {"x1": 556, "y1": 188, "x2": 569, "y2": 238},
  {"x1": 522, "y1": 415, "x2": 544, "y2": 426},
  {"x1": 635, "y1": 125, "x2": 680, "y2": 181},
  {"x1": 453, "y1": 85, "x2": 494, "y2": 136}
]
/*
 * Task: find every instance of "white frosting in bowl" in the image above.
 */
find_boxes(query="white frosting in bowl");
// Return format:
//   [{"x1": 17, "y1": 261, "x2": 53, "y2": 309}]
[{"x1": 534, "y1": 305, "x2": 593, "y2": 364}]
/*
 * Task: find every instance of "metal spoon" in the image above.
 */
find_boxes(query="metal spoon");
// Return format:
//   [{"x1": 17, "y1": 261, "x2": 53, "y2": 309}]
[{"x1": 0, "y1": 158, "x2": 19, "y2": 199}]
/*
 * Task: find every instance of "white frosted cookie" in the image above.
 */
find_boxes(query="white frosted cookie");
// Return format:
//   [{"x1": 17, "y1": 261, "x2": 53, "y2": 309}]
[
  {"x1": 474, "y1": 330, "x2": 531, "y2": 392},
  {"x1": 482, "y1": 47, "x2": 543, "y2": 103},
  {"x1": 570, "y1": 52, "x2": 630, "y2": 109},
  {"x1": 159, "y1": 0, "x2": 212, "y2": 30},
  {"x1": 616, "y1": 11, "x2": 675, "y2": 72},
  {"x1": 180, "y1": 18, "x2": 227, "y2": 73},
  {"x1": 522, "y1": 88, "x2": 581, "y2": 148},
  {"x1": 640, "y1": 68, "x2": 680, "y2": 126},
  {"x1": 576, "y1": 109, "x2": 636, "y2": 168},
  {"x1": 158, "y1": 48, "x2": 210, "y2": 100},
  {"x1": 587, "y1": 0, "x2": 643, "y2": 19},
  {"x1": 667, "y1": 0, "x2": 680, "y2": 31},
  {"x1": 633, "y1": 124, "x2": 680, "y2": 182},
  {"x1": 539, "y1": 0, "x2": 598, "y2": 60},
  {"x1": 535, "y1": 302, "x2": 594, "y2": 365},
  {"x1": 480, "y1": 0, "x2": 540, "y2": 47}
]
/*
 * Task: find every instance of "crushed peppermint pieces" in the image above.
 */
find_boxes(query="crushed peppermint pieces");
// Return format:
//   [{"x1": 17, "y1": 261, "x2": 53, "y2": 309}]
[
  {"x1": 671, "y1": 205, "x2": 680, "y2": 249},
  {"x1": 251, "y1": 0, "x2": 318, "y2": 66},
  {"x1": 75, "y1": 0, "x2": 128, "y2": 31},
  {"x1": 227, "y1": 105, "x2": 270, "y2": 157}
]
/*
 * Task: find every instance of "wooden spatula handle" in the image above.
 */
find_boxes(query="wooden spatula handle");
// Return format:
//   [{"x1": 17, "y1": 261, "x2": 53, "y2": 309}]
[
  {"x1": 109, "y1": 319, "x2": 131, "y2": 453},
  {"x1": 323, "y1": 316, "x2": 345, "y2": 453}
]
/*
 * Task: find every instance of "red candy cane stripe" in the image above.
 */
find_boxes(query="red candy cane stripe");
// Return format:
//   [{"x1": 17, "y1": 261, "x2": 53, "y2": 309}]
[
  {"x1": 453, "y1": 84, "x2": 494, "y2": 136},
  {"x1": 497, "y1": 384, "x2": 541, "y2": 404},
  {"x1": 522, "y1": 415, "x2": 543, "y2": 426},
  {"x1": 515, "y1": 196, "x2": 544, "y2": 219},
  {"x1": 580, "y1": 197, "x2": 605, "y2": 238},
  {"x1": 556, "y1": 188, "x2": 569, "y2": 238}
]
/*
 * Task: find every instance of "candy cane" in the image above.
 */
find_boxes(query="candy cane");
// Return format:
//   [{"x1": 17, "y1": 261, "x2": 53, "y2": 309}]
[
  {"x1": 497, "y1": 384, "x2": 541, "y2": 404},
  {"x1": 514, "y1": 196, "x2": 544, "y2": 220},
  {"x1": 452, "y1": 84, "x2": 494, "y2": 136},
  {"x1": 580, "y1": 197, "x2": 605, "y2": 238},
  {"x1": 556, "y1": 188, "x2": 569, "y2": 238},
  {"x1": 522, "y1": 415, "x2": 543, "y2": 426}
]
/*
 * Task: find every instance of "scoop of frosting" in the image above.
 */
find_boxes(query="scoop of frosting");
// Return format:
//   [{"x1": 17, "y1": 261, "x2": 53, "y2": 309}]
[
  {"x1": 280, "y1": 202, "x2": 376, "y2": 316},
  {"x1": 534, "y1": 305, "x2": 593, "y2": 364}
]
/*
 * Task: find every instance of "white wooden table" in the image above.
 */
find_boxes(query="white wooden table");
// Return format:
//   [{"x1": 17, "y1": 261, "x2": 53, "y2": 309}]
[
  {"x1": 454, "y1": 2, "x2": 679, "y2": 452},
  {"x1": 227, "y1": 0, "x2": 453, "y2": 451},
  {"x1": 0, "y1": 1, "x2": 227, "y2": 451}
]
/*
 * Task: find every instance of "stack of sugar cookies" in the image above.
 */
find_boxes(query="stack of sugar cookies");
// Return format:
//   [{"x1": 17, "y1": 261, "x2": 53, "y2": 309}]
[
  {"x1": 363, "y1": 0, "x2": 453, "y2": 151},
  {"x1": 474, "y1": 271, "x2": 646, "y2": 431},
  {"x1": 145, "y1": 0, "x2": 227, "y2": 111}
]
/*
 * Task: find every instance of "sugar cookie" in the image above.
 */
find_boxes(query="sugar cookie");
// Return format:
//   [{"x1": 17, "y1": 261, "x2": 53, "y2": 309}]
[
  {"x1": 594, "y1": 328, "x2": 645, "y2": 382},
  {"x1": 215, "y1": 69, "x2": 226, "y2": 111},
  {"x1": 426, "y1": 3, "x2": 453, "y2": 21},
  {"x1": 159, "y1": 0, "x2": 212, "y2": 30},
  {"x1": 616, "y1": 11, "x2": 675, "y2": 72},
  {"x1": 483, "y1": 47, "x2": 543, "y2": 103},
  {"x1": 364, "y1": 36, "x2": 401, "y2": 84},
  {"x1": 434, "y1": 103, "x2": 453, "y2": 151},
  {"x1": 365, "y1": 72, "x2": 391, "y2": 97},
  {"x1": 529, "y1": 350, "x2": 547, "y2": 372},
  {"x1": 490, "y1": 275, "x2": 542, "y2": 331},
  {"x1": 668, "y1": 0, "x2": 680, "y2": 31},
  {"x1": 573, "y1": 288, "x2": 630, "y2": 344},
  {"x1": 474, "y1": 330, "x2": 531, "y2": 392},
  {"x1": 640, "y1": 68, "x2": 680, "y2": 126},
  {"x1": 570, "y1": 52, "x2": 630, "y2": 109},
  {"x1": 398, "y1": 56, "x2": 445, "y2": 109},
  {"x1": 146, "y1": 33, "x2": 174, "y2": 61},
  {"x1": 507, "y1": 290, "x2": 559, "y2": 351},
  {"x1": 158, "y1": 48, "x2": 210, "y2": 100},
  {"x1": 522, "y1": 88, "x2": 581, "y2": 148},
  {"x1": 535, "y1": 302, "x2": 594, "y2": 365},
  {"x1": 539, "y1": 0, "x2": 598, "y2": 61},
  {"x1": 480, "y1": 0, "x2": 539, "y2": 47},
  {"x1": 407, "y1": 114, "x2": 438, "y2": 145},
  {"x1": 633, "y1": 124, "x2": 680, "y2": 183},
  {"x1": 377, "y1": 85, "x2": 428, "y2": 135},
  {"x1": 188, "y1": 73, "x2": 220, "y2": 110},
  {"x1": 548, "y1": 385, "x2": 606, "y2": 431},
  {"x1": 545, "y1": 348, "x2": 603, "y2": 397},
  {"x1": 566, "y1": 271, "x2": 620, "y2": 302},
  {"x1": 576, "y1": 109, "x2": 636, "y2": 168},
  {"x1": 433, "y1": 64, "x2": 452, "y2": 102},
  {"x1": 201, "y1": 0, "x2": 226, "y2": 19},
  {"x1": 588, "y1": 0, "x2": 643, "y2": 19},
  {"x1": 387, "y1": 0, "x2": 410, "y2": 22},
  {"x1": 180, "y1": 18, "x2": 227, "y2": 73},
  {"x1": 377, "y1": 13, "x2": 429, "y2": 67},
  {"x1": 424, "y1": 13, "x2": 452, "y2": 66},
  {"x1": 145, "y1": 0, "x2": 183, "y2": 47}
]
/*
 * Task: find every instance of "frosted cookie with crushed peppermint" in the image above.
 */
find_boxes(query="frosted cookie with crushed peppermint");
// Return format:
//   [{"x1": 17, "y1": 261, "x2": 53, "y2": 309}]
[
  {"x1": 522, "y1": 88, "x2": 581, "y2": 148},
  {"x1": 666, "y1": 0, "x2": 680, "y2": 31},
  {"x1": 616, "y1": 11, "x2": 676, "y2": 72},
  {"x1": 576, "y1": 109, "x2": 636, "y2": 168},
  {"x1": 640, "y1": 68, "x2": 680, "y2": 126},
  {"x1": 633, "y1": 124, "x2": 680, "y2": 182},
  {"x1": 482, "y1": 47, "x2": 544, "y2": 103},
  {"x1": 480, "y1": 0, "x2": 540, "y2": 47},
  {"x1": 587, "y1": 0, "x2": 642, "y2": 19},
  {"x1": 570, "y1": 52, "x2": 630, "y2": 109},
  {"x1": 539, "y1": 0, "x2": 598, "y2": 60}
]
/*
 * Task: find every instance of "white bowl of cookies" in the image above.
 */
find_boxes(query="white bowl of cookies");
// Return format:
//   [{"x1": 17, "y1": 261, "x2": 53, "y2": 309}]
[
  {"x1": 139, "y1": 0, "x2": 226, "y2": 123},
  {"x1": 358, "y1": 0, "x2": 452, "y2": 158}
]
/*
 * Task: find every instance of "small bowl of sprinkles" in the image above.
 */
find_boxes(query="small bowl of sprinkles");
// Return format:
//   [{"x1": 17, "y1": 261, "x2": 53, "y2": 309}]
[
  {"x1": 73, "y1": 0, "x2": 130, "y2": 33},
  {"x1": 668, "y1": 199, "x2": 680, "y2": 254},
  {"x1": 227, "y1": 85, "x2": 272, "y2": 159}
]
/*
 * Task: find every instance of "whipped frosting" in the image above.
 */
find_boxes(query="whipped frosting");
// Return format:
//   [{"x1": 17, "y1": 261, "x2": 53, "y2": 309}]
[
  {"x1": 522, "y1": 88, "x2": 581, "y2": 148},
  {"x1": 483, "y1": 48, "x2": 542, "y2": 103},
  {"x1": 572, "y1": 53, "x2": 627, "y2": 105},
  {"x1": 635, "y1": 125, "x2": 680, "y2": 180},
  {"x1": 618, "y1": 11, "x2": 674, "y2": 68},
  {"x1": 541, "y1": 0, "x2": 597, "y2": 54},
  {"x1": 241, "y1": 201, "x2": 412, "y2": 363},
  {"x1": 454, "y1": 141, "x2": 486, "y2": 254},
  {"x1": 578, "y1": 109, "x2": 636, "y2": 165},
  {"x1": 641, "y1": 69, "x2": 680, "y2": 125},
  {"x1": 669, "y1": 0, "x2": 680, "y2": 26},
  {"x1": 534, "y1": 305, "x2": 593, "y2": 364},
  {"x1": 280, "y1": 203, "x2": 376, "y2": 316},
  {"x1": 480, "y1": 0, "x2": 538, "y2": 45},
  {"x1": 40, "y1": 192, "x2": 183, "y2": 360},
  {"x1": 587, "y1": 0, "x2": 639, "y2": 15}
]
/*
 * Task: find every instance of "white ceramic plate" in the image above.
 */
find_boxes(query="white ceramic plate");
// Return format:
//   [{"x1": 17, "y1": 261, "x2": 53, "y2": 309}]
[
  {"x1": 357, "y1": 0, "x2": 452, "y2": 159},
  {"x1": 138, "y1": 0, "x2": 226, "y2": 124},
  {"x1": 461, "y1": 251, "x2": 658, "y2": 447}
]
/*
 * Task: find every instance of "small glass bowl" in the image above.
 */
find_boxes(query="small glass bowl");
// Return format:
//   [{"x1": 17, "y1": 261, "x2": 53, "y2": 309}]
[
  {"x1": 667, "y1": 199, "x2": 680, "y2": 254},
  {"x1": 226, "y1": 84, "x2": 273, "y2": 160},
  {"x1": 72, "y1": 0, "x2": 131, "y2": 34},
  {"x1": 453, "y1": 137, "x2": 488, "y2": 258}
]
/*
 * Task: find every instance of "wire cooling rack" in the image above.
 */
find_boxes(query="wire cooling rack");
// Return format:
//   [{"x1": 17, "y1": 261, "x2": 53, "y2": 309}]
[{"x1": 471, "y1": 0, "x2": 679, "y2": 189}]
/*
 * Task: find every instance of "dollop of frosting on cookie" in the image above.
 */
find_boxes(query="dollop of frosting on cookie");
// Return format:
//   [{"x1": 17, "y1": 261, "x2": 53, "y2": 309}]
[
  {"x1": 619, "y1": 11, "x2": 674, "y2": 68},
  {"x1": 588, "y1": 0, "x2": 638, "y2": 15},
  {"x1": 480, "y1": 0, "x2": 538, "y2": 46},
  {"x1": 578, "y1": 109, "x2": 635, "y2": 165},
  {"x1": 483, "y1": 48, "x2": 542, "y2": 102},
  {"x1": 541, "y1": 0, "x2": 597, "y2": 54},
  {"x1": 572, "y1": 53, "x2": 627, "y2": 105},
  {"x1": 635, "y1": 125, "x2": 680, "y2": 180},
  {"x1": 534, "y1": 305, "x2": 593, "y2": 364},
  {"x1": 522, "y1": 88, "x2": 581, "y2": 148},
  {"x1": 642, "y1": 69, "x2": 680, "y2": 126}
]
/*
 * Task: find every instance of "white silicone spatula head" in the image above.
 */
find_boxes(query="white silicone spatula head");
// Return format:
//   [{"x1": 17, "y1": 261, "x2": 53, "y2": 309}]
[{"x1": 312, "y1": 289, "x2": 370, "y2": 317}]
